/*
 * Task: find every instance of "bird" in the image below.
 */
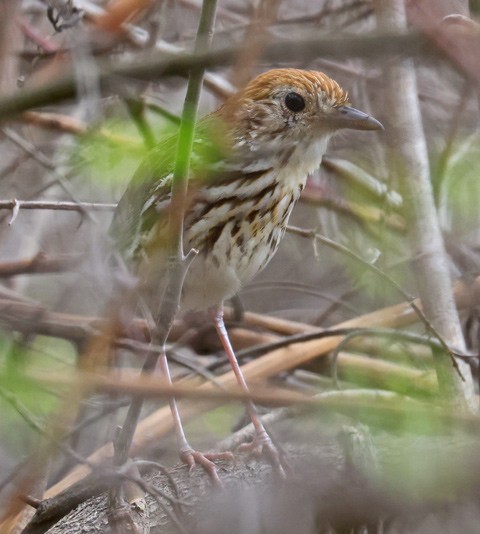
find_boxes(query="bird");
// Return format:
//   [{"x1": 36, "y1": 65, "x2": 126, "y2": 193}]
[{"x1": 111, "y1": 68, "x2": 383, "y2": 481}]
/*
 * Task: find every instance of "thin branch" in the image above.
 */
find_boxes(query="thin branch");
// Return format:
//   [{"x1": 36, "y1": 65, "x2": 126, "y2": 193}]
[
  {"x1": 0, "y1": 200, "x2": 116, "y2": 213},
  {"x1": 29, "y1": 366, "x2": 438, "y2": 407},
  {"x1": 232, "y1": 326, "x2": 447, "y2": 366},
  {"x1": 0, "y1": 128, "x2": 90, "y2": 213},
  {"x1": 286, "y1": 226, "x2": 466, "y2": 369},
  {"x1": 30, "y1": 370, "x2": 311, "y2": 406}
]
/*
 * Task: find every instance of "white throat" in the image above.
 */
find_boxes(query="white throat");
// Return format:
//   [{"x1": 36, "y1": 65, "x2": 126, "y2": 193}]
[{"x1": 279, "y1": 135, "x2": 331, "y2": 190}]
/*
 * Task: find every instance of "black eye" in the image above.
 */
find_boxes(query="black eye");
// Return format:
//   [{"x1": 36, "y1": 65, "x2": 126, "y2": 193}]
[{"x1": 284, "y1": 92, "x2": 305, "y2": 112}]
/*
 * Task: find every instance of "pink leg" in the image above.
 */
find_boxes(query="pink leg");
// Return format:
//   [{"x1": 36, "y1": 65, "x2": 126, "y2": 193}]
[
  {"x1": 158, "y1": 351, "x2": 233, "y2": 484},
  {"x1": 209, "y1": 305, "x2": 286, "y2": 476}
]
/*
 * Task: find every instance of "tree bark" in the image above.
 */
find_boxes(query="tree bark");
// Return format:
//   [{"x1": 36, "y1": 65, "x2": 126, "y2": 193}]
[
  {"x1": 374, "y1": 0, "x2": 477, "y2": 411},
  {"x1": 0, "y1": 0, "x2": 21, "y2": 97},
  {"x1": 21, "y1": 420, "x2": 480, "y2": 534}
]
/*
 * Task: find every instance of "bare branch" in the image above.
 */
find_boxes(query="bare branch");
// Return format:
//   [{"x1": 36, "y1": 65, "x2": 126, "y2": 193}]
[
  {"x1": 0, "y1": 200, "x2": 116, "y2": 213},
  {"x1": 0, "y1": 253, "x2": 80, "y2": 277}
]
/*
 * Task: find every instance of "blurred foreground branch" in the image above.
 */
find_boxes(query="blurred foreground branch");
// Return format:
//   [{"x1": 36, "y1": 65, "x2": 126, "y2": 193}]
[{"x1": 0, "y1": 30, "x2": 432, "y2": 121}]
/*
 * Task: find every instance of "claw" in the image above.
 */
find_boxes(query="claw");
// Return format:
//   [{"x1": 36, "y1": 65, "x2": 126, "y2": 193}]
[
  {"x1": 238, "y1": 431, "x2": 291, "y2": 478},
  {"x1": 179, "y1": 448, "x2": 234, "y2": 486}
]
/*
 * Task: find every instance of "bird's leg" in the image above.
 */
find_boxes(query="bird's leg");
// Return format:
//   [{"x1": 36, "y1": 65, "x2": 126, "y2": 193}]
[
  {"x1": 157, "y1": 349, "x2": 233, "y2": 485},
  {"x1": 209, "y1": 305, "x2": 287, "y2": 476}
]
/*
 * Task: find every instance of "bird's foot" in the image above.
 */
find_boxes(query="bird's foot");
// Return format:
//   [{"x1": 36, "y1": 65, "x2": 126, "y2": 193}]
[
  {"x1": 238, "y1": 430, "x2": 290, "y2": 478},
  {"x1": 179, "y1": 447, "x2": 234, "y2": 486}
]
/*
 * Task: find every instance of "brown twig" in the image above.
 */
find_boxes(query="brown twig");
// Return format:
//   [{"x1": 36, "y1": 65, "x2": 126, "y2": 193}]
[
  {"x1": 0, "y1": 254, "x2": 80, "y2": 277},
  {"x1": 29, "y1": 362, "x2": 438, "y2": 407}
]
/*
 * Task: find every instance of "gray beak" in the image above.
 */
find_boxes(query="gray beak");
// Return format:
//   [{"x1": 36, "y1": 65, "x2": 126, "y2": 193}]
[{"x1": 333, "y1": 106, "x2": 384, "y2": 131}]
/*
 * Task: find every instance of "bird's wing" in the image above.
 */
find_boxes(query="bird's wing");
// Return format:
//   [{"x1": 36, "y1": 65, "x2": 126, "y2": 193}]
[
  {"x1": 109, "y1": 131, "x2": 177, "y2": 258},
  {"x1": 110, "y1": 119, "x2": 232, "y2": 260}
]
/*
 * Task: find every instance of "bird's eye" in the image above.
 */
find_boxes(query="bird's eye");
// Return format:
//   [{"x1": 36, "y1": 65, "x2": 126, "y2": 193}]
[{"x1": 284, "y1": 92, "x2": 305, "y2": 112}]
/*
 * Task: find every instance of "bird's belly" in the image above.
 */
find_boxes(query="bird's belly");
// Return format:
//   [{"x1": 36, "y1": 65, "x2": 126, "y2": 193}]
[
  {"x1": 182, "y1": 213, "x2": 286, "y2": 310},
  {"x1": 181, "y1": 256, "x2": 241, "y2": 310},
  {"x1": 179, "y1": 172, "x2": 303, "y2": 310}
]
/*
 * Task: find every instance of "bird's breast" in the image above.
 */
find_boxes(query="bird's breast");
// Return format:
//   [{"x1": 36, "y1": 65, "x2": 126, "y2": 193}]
[{"x1": 180, "y1": 164, "x2": 309, "y2": 309}]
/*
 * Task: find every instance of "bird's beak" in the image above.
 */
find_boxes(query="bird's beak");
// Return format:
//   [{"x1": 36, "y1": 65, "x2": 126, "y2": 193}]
[{"x1": 332, "y1": 106, "x2": 384, "y2": 131}]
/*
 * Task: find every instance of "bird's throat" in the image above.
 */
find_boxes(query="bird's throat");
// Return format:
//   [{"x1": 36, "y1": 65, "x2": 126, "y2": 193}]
[{"x1": 276, "y1": 136, "x2": 330, "y2": 192}]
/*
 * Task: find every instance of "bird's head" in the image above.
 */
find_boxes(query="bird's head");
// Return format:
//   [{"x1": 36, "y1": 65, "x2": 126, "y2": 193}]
[{"x1": 218, "y1": 68, "x2": 382, "y2": 162}]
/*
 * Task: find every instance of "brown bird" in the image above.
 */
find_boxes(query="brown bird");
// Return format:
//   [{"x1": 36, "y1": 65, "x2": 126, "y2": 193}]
[{"x1": 112, "y1": 68, "x2": 383, "y2": 481}]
